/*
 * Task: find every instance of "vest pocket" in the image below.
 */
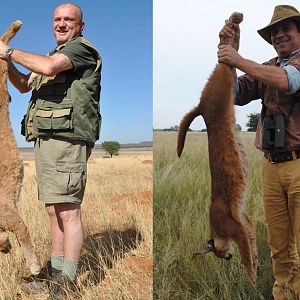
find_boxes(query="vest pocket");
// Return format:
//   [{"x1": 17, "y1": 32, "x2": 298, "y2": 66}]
[{"x1": 35, "y1": 107, "x2": 73, "y2": 131}]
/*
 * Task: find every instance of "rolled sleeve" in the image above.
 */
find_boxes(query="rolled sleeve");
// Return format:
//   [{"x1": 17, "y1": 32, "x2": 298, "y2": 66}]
[{"x1": 283, "y1": 65, "x2": 300, "y2": 95}]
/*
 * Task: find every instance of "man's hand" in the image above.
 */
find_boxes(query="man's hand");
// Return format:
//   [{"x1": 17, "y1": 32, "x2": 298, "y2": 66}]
[
  {"x1": 217, "y1": 45, "x2": 242, "y2": 67},
  {"x1": 219, "y1": 19, "x2": 240, "y2": 51},
  {"x1": 0, "y1": 40, "x2": 10, "y2": 60}
]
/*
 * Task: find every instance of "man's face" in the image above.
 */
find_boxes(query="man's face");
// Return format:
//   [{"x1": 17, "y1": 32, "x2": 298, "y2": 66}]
[
  {"x1": 270, "y1": 20, "x2": 300, "y2": 59},
  {"x1": 53, "y1": 4, "x2": 84, "y2": 45}
]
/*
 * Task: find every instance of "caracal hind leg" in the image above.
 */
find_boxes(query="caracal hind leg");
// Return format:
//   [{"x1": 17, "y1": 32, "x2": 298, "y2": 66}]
[{"x1": 1, "y1": 20, "x2": 22, "y2": 43}]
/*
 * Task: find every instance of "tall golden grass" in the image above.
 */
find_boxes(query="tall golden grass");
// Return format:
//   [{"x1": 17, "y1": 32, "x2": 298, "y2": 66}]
[
  {"x1": 0, "y1": 149, "x2": 152, "y2": 300},
  {"x1": 154, "y1": 131, "x2": 273, "y2": 299}
]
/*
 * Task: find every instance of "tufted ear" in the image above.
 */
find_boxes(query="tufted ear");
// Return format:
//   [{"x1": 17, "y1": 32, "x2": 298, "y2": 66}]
[
  {"x1": 0, "y1": 231, "x2": 11, "y2": 254},
  {"x1": 192, "y1": 239, "x2": 215, "y2": 258},
  {"x1": 203, "y1": 239, "x2": 215, "y2": 252},
  {"x1": 225, "y1": 253, "x2": 233, "y2": 260}
]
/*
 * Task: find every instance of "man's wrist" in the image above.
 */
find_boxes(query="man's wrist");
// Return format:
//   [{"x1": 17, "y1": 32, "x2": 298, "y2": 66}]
[{"x1": 5, "y1": 47, "x2": 14, "y2": 60}]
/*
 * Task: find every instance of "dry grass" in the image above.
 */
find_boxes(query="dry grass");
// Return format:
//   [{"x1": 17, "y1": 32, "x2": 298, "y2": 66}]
[
  {"x1": 154, "y1": 131, "x2": 273, "y2": 299},
  {"x1": 0, "y1": 149, "x2": 152, "y2": 300}
]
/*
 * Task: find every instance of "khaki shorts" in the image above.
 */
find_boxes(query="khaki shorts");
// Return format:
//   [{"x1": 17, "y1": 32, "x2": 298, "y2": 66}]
[{"x1": 34, "y1": 137, "x2": 91, "y2": 204}]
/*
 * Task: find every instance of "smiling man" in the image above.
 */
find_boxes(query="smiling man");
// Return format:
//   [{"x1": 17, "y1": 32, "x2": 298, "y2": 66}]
[
  {"x1": 218, "y1": 5, "x2": 300, "y2": 300},
  {"x1": 0, "y1": 2, "x2": 101, "y2": 299},
  {"x1": 270, "y1": 20, "x2": 300, "y2": 58}
]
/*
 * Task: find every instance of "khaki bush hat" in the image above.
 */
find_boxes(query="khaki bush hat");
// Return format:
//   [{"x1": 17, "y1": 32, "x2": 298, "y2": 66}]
[{"x1": 257, "y1": 5, "x2": 300, "y2": 44}]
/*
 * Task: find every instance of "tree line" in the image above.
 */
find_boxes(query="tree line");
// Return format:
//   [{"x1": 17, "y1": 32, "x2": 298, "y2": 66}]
[{"x1": 154, "y1": 112, "x2": 260, "y2": 132}]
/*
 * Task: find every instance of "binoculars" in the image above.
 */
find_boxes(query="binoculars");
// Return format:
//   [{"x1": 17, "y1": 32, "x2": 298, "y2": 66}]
[{"x1": 262, "y1": 114, "x2": 285, "y2": 150}]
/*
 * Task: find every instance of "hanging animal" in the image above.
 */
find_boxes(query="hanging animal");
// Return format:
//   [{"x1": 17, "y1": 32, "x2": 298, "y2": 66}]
[
  {"x1": 0, "y1": 20, "x2": 41, "y2": 275},
  {"x1": 177, "y1": 12, "x2": 259, "y2": 285}
]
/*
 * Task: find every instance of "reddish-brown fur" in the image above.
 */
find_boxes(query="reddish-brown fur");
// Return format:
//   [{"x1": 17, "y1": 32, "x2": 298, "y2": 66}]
[
  {"x1": 0, "y1": 21, "x2": 40, "y2": 275},
  {"x1": 177, "y1": 13, "x2": 258, "y2": 285}
]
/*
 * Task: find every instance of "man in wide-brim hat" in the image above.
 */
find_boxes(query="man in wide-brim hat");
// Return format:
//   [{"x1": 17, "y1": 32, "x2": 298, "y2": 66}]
[
  {"x1": 258, "y1": 5, "x2": 300, "y2": 44},
  {"x1": 218, "y1": 5, "x2": 300, "y2": 300}
]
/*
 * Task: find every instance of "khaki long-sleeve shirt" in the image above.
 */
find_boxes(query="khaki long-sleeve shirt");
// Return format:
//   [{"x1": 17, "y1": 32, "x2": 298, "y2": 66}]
[{"x1": 235, "y1": 52, "x2": 300, "y2": 152}]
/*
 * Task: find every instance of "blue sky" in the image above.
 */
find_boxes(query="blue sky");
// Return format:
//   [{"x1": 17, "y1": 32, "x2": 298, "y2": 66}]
[{"x1": 1, "y1": 0, "x2": 152, "y2": 147}]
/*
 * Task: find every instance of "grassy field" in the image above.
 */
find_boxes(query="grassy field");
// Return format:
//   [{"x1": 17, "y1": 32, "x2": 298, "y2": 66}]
[
  {"x1": 0, "y1": 149, "x2": 152, "y2": 299},
  {"x1": 154, "y1": 131, "x2": 273, "y2": 300}
]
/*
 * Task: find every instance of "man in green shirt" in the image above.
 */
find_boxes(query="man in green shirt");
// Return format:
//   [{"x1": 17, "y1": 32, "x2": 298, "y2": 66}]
[{"x1": 0, "y1": 2, "x2": 101, "y2": 299}]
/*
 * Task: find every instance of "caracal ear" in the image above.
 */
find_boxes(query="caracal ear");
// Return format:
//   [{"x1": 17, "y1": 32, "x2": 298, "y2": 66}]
[{"x1": 192, "y1": 239, "x2": 215, "y2": 258}]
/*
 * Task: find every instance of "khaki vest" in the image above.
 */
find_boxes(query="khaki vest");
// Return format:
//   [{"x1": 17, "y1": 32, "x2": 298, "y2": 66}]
[{"x1": 21, "y1": 37, "x2": 101, "y2": 146}]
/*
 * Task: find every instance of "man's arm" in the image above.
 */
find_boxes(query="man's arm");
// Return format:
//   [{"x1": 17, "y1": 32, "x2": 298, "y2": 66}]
[
  {"x1": 0, "y1": 39, "x2": 74, "y2": 94},
  {"x1": 217, "y1": 45, "x2": 289, "y2": 92},
  {"x1": 8, "y1": 49, "x2": 73, "y2": 77},
  {"x1": 7, "y1": 48, "x2": 73, "y2": 77},
  {"x1": 0, "y1": 40, "x2": 73, "y2": 78}
]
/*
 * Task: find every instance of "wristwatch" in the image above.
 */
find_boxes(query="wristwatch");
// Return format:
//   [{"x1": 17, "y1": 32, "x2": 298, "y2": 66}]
[{"x1": 5, "y1": 47, "x2": 14, "y2": 59}]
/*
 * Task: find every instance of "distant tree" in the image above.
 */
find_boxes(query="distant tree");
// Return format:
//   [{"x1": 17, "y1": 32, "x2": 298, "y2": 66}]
[
  {"x1": 171, "y1": 125, "x2": 179, "y2": 131},
  {"x1": 235, "y1": 124, "x2": 242, "y2": 131},
  {"x1": 246, "y1": 112, "x2": 260, "y2": 132},
  {"x1": 102, "y1": 141, "x2": 120, "y2": 157}
]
